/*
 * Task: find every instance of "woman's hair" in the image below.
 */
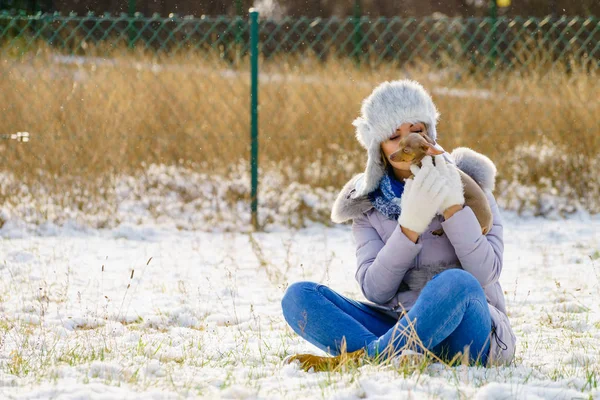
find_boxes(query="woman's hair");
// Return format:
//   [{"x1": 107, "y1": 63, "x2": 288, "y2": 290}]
[{"x1": 380, "y1": 147, "x2": 391, "y2": 174}]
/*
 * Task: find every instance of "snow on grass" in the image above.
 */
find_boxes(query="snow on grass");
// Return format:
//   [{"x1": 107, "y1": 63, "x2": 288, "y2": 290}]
[
  {"x1": 0, "y1": 209, "x2": 599, "y2": 398},
  {"x1": 2, "y1": 157, "x2": 598, "y2": 238}
]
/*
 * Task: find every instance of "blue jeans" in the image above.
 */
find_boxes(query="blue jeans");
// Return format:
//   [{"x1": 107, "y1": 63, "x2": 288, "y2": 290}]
[{"x1": 281, "y1": 269, "x2": 491, "y2": 366}]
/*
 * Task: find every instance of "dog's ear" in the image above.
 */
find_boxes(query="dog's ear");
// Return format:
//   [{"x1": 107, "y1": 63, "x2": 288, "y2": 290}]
[
  {"x1": 423, "y1": 142, "x2": 444, "y2": 156},
  {"x1": 421, "y1": 132, "x2": 436, "y2": 146},
  {"x1": 421, "y1": 131, "x2": 444, "y2": 155}
]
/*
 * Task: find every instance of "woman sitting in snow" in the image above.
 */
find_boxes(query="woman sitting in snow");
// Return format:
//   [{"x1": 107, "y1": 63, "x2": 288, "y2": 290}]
[{"x1": 280, "y1": 80, "x2": 516, "y2": 371}]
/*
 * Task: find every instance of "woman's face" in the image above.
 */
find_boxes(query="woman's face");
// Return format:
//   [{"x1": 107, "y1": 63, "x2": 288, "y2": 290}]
[{"x1": 380, "y1": 122, "x2": 427, "y2": 171}]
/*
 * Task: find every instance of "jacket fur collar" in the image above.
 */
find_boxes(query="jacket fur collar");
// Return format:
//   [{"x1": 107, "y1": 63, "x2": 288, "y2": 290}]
[{"x1": 331, "y1": 147, "x2": 497, "y2": 224}]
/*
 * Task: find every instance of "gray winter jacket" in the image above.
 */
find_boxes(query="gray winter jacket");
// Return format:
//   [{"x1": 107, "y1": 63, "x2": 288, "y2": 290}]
[{"x1": 330, "y1": 148, "x2": 516, "y2": 366}]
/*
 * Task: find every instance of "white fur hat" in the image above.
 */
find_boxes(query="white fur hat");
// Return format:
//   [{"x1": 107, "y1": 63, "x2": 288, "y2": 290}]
[{"x1": 351, "y1": 79, "x2": 441, "y2": 197}]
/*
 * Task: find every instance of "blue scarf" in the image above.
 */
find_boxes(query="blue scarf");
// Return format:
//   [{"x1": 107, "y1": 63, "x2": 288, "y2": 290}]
[{"x1": 368, "y1": 168, "x2": 406, "y2": 220}]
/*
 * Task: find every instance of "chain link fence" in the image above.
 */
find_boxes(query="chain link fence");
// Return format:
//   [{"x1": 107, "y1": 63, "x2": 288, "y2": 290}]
[
  {"x1": 1, "y1": 12, "x2": 599, "y2": 228},
  {"x1": 2, "y1": 13, "x2": 598, "y2": 64}
]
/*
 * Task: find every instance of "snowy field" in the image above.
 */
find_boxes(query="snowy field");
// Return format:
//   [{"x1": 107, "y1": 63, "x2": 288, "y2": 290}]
[{"x1": 0, "y1": 208, "x2": 599, "y2": 399}]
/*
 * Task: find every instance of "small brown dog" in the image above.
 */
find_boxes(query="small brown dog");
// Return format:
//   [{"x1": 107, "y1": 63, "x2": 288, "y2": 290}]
[{"x1": 389, "y1": 132, "x2": 493, "y2": 235}]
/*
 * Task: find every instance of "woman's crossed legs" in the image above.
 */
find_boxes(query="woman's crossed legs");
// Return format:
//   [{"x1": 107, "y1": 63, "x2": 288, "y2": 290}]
[{"x1": 281, "y1": 269, "x2": 492, "y2": 367}]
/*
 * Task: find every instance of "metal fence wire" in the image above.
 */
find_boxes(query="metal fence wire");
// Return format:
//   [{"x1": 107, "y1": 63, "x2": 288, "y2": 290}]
[
  {"x1": 1, "y1": 13, "x2": 599, "y2": 67},
  {"x1": 1, "y1": 12, "x2": 599, "y2": 222}
]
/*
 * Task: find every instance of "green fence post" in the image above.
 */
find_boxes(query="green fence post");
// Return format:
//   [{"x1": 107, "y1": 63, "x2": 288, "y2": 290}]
[
  {"x1": 128, "y1": 0, "x2": 136, "y2": 17},
  {"x1": 249, "y1": 8, "x2": 259, "y2": 231},
  {"x1": 128, "y1": 0, "x2": 136, "y2": 48}
]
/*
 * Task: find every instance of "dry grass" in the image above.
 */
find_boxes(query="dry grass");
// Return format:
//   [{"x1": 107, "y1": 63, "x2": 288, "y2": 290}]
[{"x1": 0, "y1": 42, "x2": 598, "y2": 218}]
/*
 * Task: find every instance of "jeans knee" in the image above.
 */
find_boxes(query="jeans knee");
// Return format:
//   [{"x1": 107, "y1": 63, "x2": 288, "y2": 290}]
[
  {"x1": 433, "y1": 269, "x2": 484, "y2": 300},
  {"x1": 281, "y1": 281, "x2": 320, "y2": 317},
  {"x1": 435, "y1": 268, "x2": 470, "y2": 282}
]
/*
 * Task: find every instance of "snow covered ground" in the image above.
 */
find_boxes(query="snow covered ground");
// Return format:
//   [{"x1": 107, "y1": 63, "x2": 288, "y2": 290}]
[{"x1": 0, "y1": 208, "x2": 599, "y2": 399}]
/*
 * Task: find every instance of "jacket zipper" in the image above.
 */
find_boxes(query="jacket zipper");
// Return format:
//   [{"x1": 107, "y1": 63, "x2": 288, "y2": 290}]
[{"x1": 415, "y1": 242, "x2": 420, "y2": 268}]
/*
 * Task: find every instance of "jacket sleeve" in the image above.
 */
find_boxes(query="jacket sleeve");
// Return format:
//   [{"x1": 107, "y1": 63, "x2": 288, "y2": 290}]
[
  {"x1": 352, "y1": 213, "x2": 423, "y2": 304},
  {"x1": 440, "y1": 190, "x2": 504, "y2": 288}
]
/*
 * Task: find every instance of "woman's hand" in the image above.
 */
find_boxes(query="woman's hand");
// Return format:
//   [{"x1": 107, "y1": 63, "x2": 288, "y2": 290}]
[
  {"x1": 433, "y1": 154, "x2": 465, "y2": 216},
  {"x1": 398, "y1": 156, "x2": 449, "y2": 235},
  {"x1": 401, "y1": 225, "x2": 420, "y2": 243}
]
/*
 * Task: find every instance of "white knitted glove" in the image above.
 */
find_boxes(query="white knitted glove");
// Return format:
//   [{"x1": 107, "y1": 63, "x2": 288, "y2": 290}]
[
  {"x1": 398, "y1": 156, "x2": 449, "y2": 235},
  {"x1": 433, "y1": 154, "x2": 465, "y2": 215}
]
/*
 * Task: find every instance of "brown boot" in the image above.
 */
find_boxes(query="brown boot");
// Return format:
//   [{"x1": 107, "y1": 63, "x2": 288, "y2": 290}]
[{"x1": 284, "y1": 348, "x2": 367, "y2": 372}]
